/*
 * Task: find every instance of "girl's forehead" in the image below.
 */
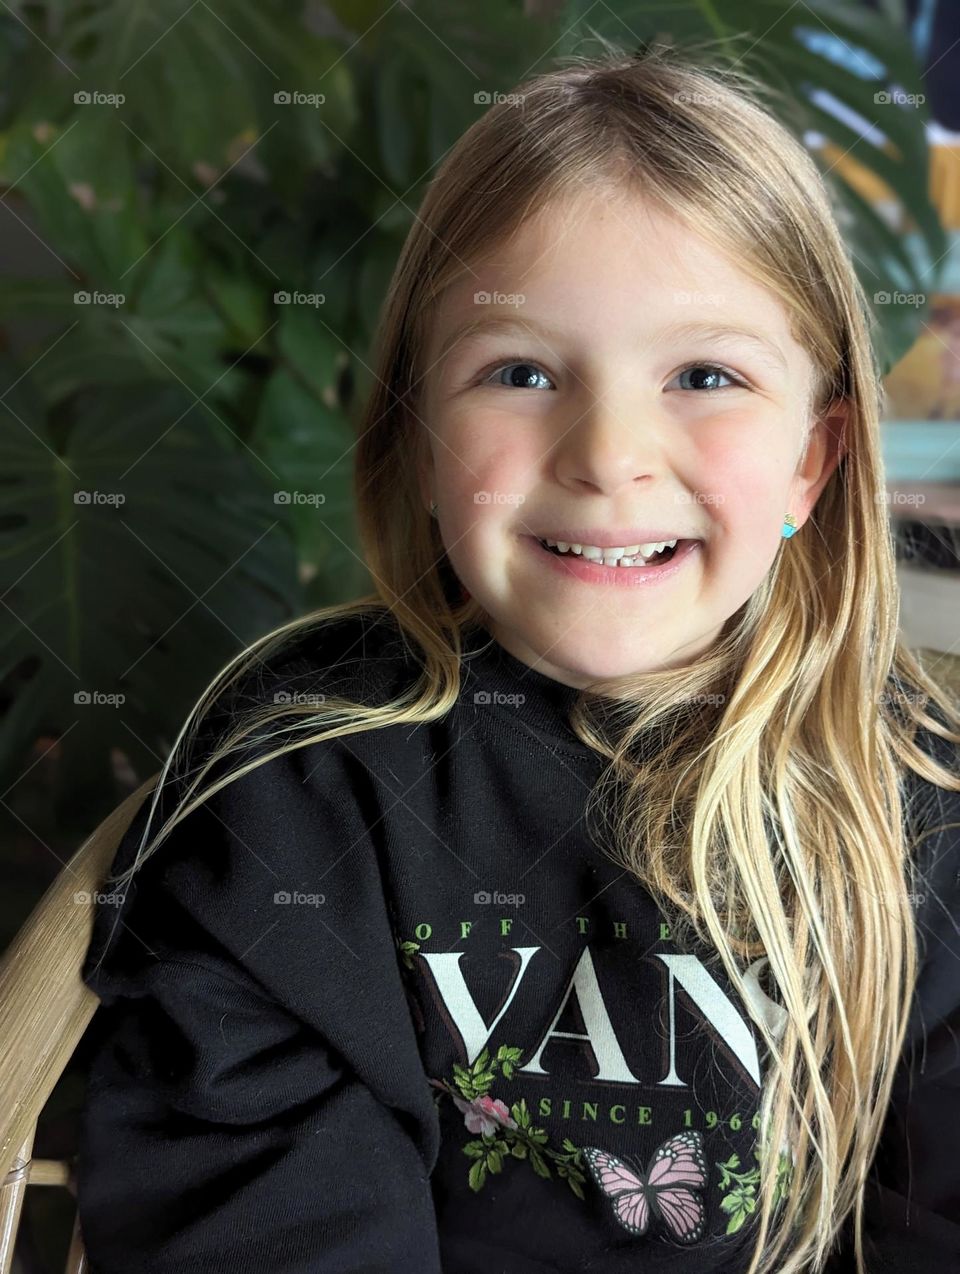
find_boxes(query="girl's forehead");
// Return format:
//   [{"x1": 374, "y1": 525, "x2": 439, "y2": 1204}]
[
  {"x1": 504, "y1": 184, "x2": 688, "y2": 246},
  {"x1": 428, "y1": 194, "x2": 798, "y2": 351}
]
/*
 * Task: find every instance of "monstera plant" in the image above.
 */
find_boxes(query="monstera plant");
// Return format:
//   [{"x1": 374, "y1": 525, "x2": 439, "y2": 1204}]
[{"x1": 0, "y1": 0, "x2": 943, "y2": 824}]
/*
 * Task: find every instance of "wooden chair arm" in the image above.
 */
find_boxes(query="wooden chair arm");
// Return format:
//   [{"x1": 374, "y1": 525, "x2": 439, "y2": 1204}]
[{"x1": 0, "y1": 773, "x2": 159, "y2": 1182}]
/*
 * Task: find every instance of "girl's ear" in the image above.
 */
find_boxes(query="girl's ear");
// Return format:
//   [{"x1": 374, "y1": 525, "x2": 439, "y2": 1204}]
[
  {"x1": 823, "y1": 397, "x2": 850, "y2": 464},
  {"x1": 794, "y1": 397, "x2": 850, "y2": 511}
]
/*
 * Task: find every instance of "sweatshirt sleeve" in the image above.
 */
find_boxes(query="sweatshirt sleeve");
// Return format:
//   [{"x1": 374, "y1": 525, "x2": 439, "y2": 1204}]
[
  {"x1": 824, "y1": 727, "x2": 960, "y2": 1270},
  {"x1": 77, "y1": 732, "x2": 442, "y2": 1274}
]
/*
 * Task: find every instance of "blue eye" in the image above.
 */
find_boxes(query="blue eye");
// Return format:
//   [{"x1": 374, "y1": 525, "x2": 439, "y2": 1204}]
[
  {"x1": 475, "y1": 358, "x2": 746, "y2": 392},
  {"x1": 482, "y1": 360, "x2": 555, "y2": 390},
  {"x1": 672, "y1": 363, "x2": 745, "y2": 391}
]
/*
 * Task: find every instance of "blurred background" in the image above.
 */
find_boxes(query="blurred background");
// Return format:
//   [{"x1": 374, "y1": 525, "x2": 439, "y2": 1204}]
[{"x1": 0, "y1": 0, "x2": 958, "y2": 1267}]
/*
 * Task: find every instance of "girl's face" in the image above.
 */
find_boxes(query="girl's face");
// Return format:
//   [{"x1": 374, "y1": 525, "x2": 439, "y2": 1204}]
[{"x1": 418, "y1": 190, "x2": 846, "y2": 688}]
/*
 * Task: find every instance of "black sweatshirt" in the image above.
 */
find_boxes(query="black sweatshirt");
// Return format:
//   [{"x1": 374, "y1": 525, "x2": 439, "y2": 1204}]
[{"x1": 76, "y1": 612, "x2": 960, "y2": 1273}]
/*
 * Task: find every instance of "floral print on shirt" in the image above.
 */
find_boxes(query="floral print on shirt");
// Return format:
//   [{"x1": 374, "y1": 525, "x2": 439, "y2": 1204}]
[
  {"x1": 428, "y1": 1045, "x2": 588, "y2": 1198},
  {"x1": 427, "y1": 1042, "x2": 793, "y2": 1240}
]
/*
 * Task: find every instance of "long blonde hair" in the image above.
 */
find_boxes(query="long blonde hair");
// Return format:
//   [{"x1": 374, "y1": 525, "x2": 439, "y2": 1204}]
[{"x1": 100, "y1": 45, "x2": 960, "y2": 1274}]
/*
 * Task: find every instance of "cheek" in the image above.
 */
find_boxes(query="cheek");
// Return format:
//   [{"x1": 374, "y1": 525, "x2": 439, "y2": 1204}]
[
  {"x1": 435, "y1": 408, "x2": 539, "y2": 518},
  {"x1": 695, "y1": 428, "x2": 794, "y2": 577},
  {"x1": 695, "y1": 421, "x2": 795, "y2": 526}
]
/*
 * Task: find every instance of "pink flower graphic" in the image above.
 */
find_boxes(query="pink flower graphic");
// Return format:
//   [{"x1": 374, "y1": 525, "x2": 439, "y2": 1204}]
[{"x1": 451, "y1": 1092, "x2": 518, "y2": 1136}]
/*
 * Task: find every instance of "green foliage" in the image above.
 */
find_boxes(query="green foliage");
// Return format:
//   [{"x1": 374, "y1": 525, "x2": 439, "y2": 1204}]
[
  {"x1": 716, "y1": 1142, "x2": 795, "y2": 1234},
  {"x1": 0, "y1": 0, "x2": 939, "y2": 814},
  {"x1": 433, "y1": 1046, "x2": 588, "y2": 1199},
  {"x1": 554, "y1": 0, "x2": 944, "y2": 373}
]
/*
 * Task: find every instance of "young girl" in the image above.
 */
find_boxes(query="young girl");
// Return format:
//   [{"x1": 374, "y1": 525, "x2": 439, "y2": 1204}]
[{"x1": 76, "y1": 47, "x2": 960, "y2": 1274}]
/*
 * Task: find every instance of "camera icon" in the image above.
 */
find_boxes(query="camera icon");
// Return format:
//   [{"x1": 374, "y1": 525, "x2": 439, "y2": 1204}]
[
  {"x1": 74, "y1": 91, "x2": 91, "y2": 105},
  {"x1": 274, "y1": 91, "x2": 291, "y2": 104},
  {"x1": 274, "y1": 490, "x2": 291, "y2": 504},
  {"x1": 274, "y1": 291, "x2": 291, "y2": 304},
  {"x1": 474, "y1": 291, "x2": 491, "y2": 304},
  {"x1": 474, "y1": 91, "x2": 491, "y2": 105},
  {"x1": 274, "y1": 891, "x2": 291, "y2": 904},
  {"x1": 474, "y1": 890, "x2": 491, "y2": 904}
]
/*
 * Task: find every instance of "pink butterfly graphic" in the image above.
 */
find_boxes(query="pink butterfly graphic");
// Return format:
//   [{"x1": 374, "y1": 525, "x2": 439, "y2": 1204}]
[{"x1": 583, "y1": 1130, "x2": 707, "y2": 1243}]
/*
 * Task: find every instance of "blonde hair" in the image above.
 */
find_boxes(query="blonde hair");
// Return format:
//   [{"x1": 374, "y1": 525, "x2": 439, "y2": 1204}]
[{"x1": 98, "y1": 45, "x2": 960, "y2": 1274}]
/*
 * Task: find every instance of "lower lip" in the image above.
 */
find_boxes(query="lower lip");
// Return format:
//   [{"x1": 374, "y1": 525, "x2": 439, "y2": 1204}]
[{"x1": 524, "y1": 536, "x2": 702, "y2": 587}]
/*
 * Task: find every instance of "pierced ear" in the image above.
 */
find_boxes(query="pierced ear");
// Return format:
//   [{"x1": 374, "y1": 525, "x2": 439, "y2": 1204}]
[{"x1": 820, "y1": 398, "x2": 850, "y2": 462}]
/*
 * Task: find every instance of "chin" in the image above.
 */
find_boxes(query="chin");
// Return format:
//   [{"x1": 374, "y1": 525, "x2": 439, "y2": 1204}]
[
  {"x1": 534, "y1": 636, "x2": 674, "y2": 686},
  {"x1": 565, "y1": 652, "x2": 669, "y2": 685}
]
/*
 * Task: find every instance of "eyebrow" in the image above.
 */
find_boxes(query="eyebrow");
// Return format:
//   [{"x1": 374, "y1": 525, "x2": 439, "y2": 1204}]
[
  {"x1": 657, "y1": 320, "x2": 789, "y2": 371},
  {"x1": 436, "y1": 313, "x2": 789, "y2": 372}
]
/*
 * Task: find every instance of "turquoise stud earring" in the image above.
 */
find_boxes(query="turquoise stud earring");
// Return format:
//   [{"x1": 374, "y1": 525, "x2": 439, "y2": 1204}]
[{"x1": 781, "y1": 513, "x2": 799, "y2": 539}]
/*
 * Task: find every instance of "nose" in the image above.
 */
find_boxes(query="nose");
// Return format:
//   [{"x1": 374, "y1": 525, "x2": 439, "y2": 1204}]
[{"x1": 551, "y1": 388, "x2": 666, "y2": 496}]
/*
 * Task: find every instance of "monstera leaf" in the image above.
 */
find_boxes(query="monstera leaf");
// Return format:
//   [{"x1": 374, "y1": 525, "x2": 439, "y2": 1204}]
[
  {"x1": 0, "y1": 361, "x2": 300, "y2": 824},
  {"x1": 50, "y1": 0, "x2": 357, "y2": 176},
  {"x1": 253, "y1": 310, "x2": 369, "y2": 600},
  {"x1": 554, "y1": 0, "x2": 945, "y2": 374}
]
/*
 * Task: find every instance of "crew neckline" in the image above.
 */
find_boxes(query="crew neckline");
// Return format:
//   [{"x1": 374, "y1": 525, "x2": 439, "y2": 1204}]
[{"x1": 458, "y1": 626, "x2": 607, "y2": 757}]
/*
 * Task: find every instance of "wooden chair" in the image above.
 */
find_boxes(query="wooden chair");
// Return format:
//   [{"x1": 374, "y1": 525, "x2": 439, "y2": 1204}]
[{"x1": 0, "y1": 773, "x2": 159, "y2": 1274}]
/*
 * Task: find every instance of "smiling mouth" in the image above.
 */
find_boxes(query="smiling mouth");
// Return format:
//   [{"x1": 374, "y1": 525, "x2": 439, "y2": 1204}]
[{"x1": 536, "y1": 538, "x2": 684, "y2": 567}]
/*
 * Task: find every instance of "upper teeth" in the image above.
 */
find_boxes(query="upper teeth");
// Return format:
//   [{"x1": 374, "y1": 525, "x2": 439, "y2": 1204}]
[{"x1": 543, "y1": 538, "x2": 678, "y2": 564}]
